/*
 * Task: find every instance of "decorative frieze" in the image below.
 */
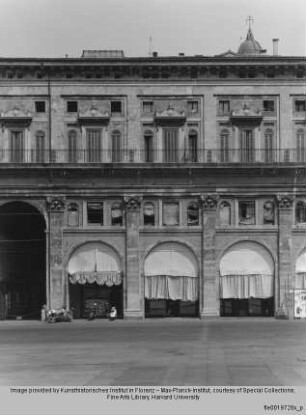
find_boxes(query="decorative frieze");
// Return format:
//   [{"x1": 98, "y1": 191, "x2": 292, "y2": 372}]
[
  {"x1": 201, "y1": 194, "x2": 219, "y2": 210},
  {"x1": 46, "y1": 196, "x2": 66, "y2": 212},
  {"x1": 124, "y1": 195, "x2": 142, "y2": 211},
  {"x1": 276, "y1": 194, "x2": 293, "y2": 209}
]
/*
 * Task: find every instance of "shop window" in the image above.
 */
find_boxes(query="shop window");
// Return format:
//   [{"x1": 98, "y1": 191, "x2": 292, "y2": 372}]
[
  {"x1": 297, "y1": 129, "x2": 305, "y2": 162},
  {"x1": 163, "y1": 202, "x2": 179, "y2": 226},
  {"x1": 219, "y1": 201, "x2": 231, "y2": 226},
  {"x1": 263, "y1": 201, "x2": 275, "y2": 225},
  {"x1": 68, "y1": 130, "x2": 78, "y2": 163},
  {"x1": 67, "y1": 101, "x2": 78, "y2": 113},
  {"x1": 144, "y1": 130, "x2": 154, "y2": 162},
  {"x1": 188, "y1": 130, "x2": 198, "y2": 162},
  {"x1": 111, "y1": 100, "x2": 122, "y2": 115},
  {"x1": 143, "y1": 101, "x2": 154, "y2": 115},
  {"x1": 111, "y1": 202, "x2": 123, "y2": 226},
  {"x1": 295, "y1": 100, "x2": 306, "y2": 112},
  {"x1": 68, "y1": 203, "x2": 79, "y2": 227},
  {"x1": 220, "y1": 129, "x2": 229, "y2": 162},
  {"x1": 187, "y1": 202, "x2": 199, "y2": 226},
  {"x1": 87, "y1": 202, "x2": 103, "y2": 225},
  {"x1": 264, "y1": 129, "x2": 274, "y2": 163},
  {"x1": 219, "y1": 100, "x2": 230, "y2": 115},
  {"x1": 35, "y1": 101, "x2": 46, "y2": 113},
  {"x1": 35, "y1": 131, "x2": 45, "y2": 163},
  {"x1": 296, "y1": 201, "x2": 306, "y2": 224},
  {"x1": 187, "y1": 100, "x2": 198, "y2": 113},
  {"x1": 239, "y1": 201, "x2": 255, "y2": 225},
  {"x1": 143, "y1": 202, "x2": 155, "y2": 226},
  {"x1": 263, "y1": 100, "x2": 275, "y2": 112}
]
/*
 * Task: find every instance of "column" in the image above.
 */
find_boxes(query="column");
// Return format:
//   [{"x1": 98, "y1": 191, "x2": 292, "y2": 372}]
[
  {"x1": 47, "y1": 196, "x2": 66, "y2": 310},
  {"x1": 201, "y1": 194, "x2": 219, "y2": 317},
  {"x1": 276, "y1": 194, "x2": 294, "y2": 319},
  {"x1": 124, "y1": 195, "x2": 142, "y2": 319}
]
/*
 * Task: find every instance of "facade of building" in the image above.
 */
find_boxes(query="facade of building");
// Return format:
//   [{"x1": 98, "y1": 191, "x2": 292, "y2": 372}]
[{"x1": 0, "y1": 28, "x2": 305, "y2": 320}]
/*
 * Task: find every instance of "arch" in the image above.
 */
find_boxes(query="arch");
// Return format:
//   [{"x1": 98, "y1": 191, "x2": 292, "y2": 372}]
[
  {"x1": 111, "y1": 130, "x2": 121, "y2": 162},
  {"x1": 0, "y1": 201, "x2": 46, "y2": 319}
]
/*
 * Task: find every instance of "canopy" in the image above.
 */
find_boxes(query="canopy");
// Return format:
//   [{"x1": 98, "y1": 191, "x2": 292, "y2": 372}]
[{"x1": 68, "y1": 242, "x2": 122, "y2": 286}]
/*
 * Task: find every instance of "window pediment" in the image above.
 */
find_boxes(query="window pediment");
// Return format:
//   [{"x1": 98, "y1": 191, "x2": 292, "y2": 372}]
[
  {"x1": 78, "y1": 104, "x2": 110, "y2": 126},
  {"x1": 154, "y1": 105, "x2": 186, "y2": 125},
  {"x1": 230, "y1": 104, "x2": 262, "y2": 126},
  {"x1": 0, "y1": 107, "x2": 32, "y2": 128}
]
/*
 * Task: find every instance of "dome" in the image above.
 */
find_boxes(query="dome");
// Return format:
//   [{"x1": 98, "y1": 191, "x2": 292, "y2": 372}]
[{"x1": 237, "y1": 28, "x2": 266, "y2": 56}]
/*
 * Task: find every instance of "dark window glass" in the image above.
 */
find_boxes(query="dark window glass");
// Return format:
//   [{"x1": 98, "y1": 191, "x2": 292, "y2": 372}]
[
  {"x1": 187, "y1": 101, "x2": 199, "y2": 113},
  {"x1": 263, "y1": 100, "x2": 275, "y2": 112},
  {"x1": 295, "y1": 100, "x2": 306, "y2": 112},
  {"x1": 111, "y1": 101, "x2": 122, "y2": 114},
  {"x1": 67, "y1": 101, "x2": 78, "y2": 113},
  {"x1": 144, "y1": 203, "x2": 155, "y2": 226},
  {"x1": 163, "y1": 129, "x2": 178, "y2": 162},
  {"x1": 87, "y1": 202, "x2": 103, "y2": 225},
  {"x1": 296, "y1": 202, "x2": 306, "y2": 224},
  {"x1": 187, "y1": 202, "x2": 199, "y2": 226},
  {"x1": 86, "y1": 129, "x2": 101, "y2": 162},
  {"x1": 68, "y1": 130, "x2": 78, "y2": 163},
  {"x1": 220, "y1": 130, "x2": 229, "y2": 162},
  {"x1": 35, "y1": 101, "x2": 46, "y2": 113},
  {"x1": 35, "y1": 131, "x2": 45, "y2": 162},
  {"x1": 144, "y1": 130, "x2": 154, "y2": 162},
  {"x1": 143, "y1": 101, "x2": 154, "y2": 114},
  {"x1": 188, "y1": 131, "x2": 198, "y2": 162},
  {"x1": 111, "y1": 131, "x2": 121, "y2": 162},
  {"x1": 10, "y1": 130, "x2": 24, "y2": 163},
  {"x1": 239, "y1": 201, "x2": 255, "y2": 225},
  {"x1": 264, "y1": 129, "x2": 274, "y2": 163}
]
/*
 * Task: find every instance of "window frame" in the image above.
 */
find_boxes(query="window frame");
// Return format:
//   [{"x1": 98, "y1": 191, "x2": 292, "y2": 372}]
[
  {"x1": 294, "y1": 100, "x2": 306, "y2": 112},
  {"x1": 111, "y1": 100, "x2": 122, "y2": 115},
  {"x1": 67, "y1": 101, "x2": 78, "y2": 113},
  {"x1": 35, "y1": 101, "x2": 46, "y2": 113},
  {"x1": 238, "y1": 200, "x2": 256, "y2": 225},
  {"x1": 218, "y1": 100, "x2": 230, "y2": 115},
  {"x1": 263, "y1": 100, "x2": 275, "y2": 113},
  {"x1": 162, "y1": 201, "x2": 180, "y2": 226},
  {"x1": 86, "y1": 201, "x2": 104, "y2": 226},
  {"x1": 143, "y1": 202, "x2": 156, "y2": 227}
]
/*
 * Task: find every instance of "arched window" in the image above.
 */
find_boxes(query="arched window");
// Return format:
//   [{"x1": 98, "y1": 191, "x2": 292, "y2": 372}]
[
  {"x1": 143, "y1": 202, "x2": 155, "y2": 226},
  {"x1": 111, "y1": 202, "x2": 123, "y2": 226},
  {"x1": 220, "y1": 129, "x2": 229, "y2": 163},
  {"x1": 187, "y1": 202, "x2": 199, "y2": 226},
  {"x1": 297, "y1": 129, "x2": 305, "y2": 162},
  {"x1": 219, "y1": 201, "x2": 231, "y2": 226},
  {"x1": 263, "y1": 201, "x2": 275, "y2": 225},
  {"x1": 35, "y1": 131, "x2": 45, "y2": 163},
  {"x1": 68, "y1": 130, "x2": 77, "y2": 163},
  {"x1": 67, "y1": 203, "x2": 79, "y2": 227},
  {"x1": 144, "y1": 130, "x2": 154, "y2": 162},
  {"x1": 264, "y1": 129, "x2": 274, "y2": 163},
  {"x1": 112, "y1": 130, "x2": 121, "y2": 162},
  {"x1": 188, "y1": 130, "x2": 198, "y2": 162},
  {"x1": 296, "y1": 201, "x2": 306, "y2": 224}
]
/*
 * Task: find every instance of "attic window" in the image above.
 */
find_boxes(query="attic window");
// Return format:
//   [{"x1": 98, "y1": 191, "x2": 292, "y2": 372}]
[
  {"x1": 111, "y1": 101, "x2": 122, "y2": 115},
  {"x1": 295, "y1": 100, "x2": 306, "y2": 112},
  {"x1": 67, "y1": 101, "x2": 78, "y2": 113},
  {"x1": 263, "y1": 100, "x2": 275, "y2": 112}
]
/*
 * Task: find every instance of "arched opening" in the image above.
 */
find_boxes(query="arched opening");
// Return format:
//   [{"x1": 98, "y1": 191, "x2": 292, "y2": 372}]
[
  {"x1": 219, "y1": 242, "x2": 274, "y2": 317},
  {"x1": 144, "y1": 242, "x2": 199, "y2": 318},
  {"x1": 0, "y1": 202, "x2": 46, "y2": 320},
  {"x1": 68, "y1": 242, "x2": 123, "y2": 319}
]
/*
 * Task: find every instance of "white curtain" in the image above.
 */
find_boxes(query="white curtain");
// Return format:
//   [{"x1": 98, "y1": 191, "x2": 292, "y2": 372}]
[
  {"x1": 295, "y1": 273, "x2": 306, "y2": 290},
  {"x1": 145, "y1": 275, "x2": 198, "y2": 301},
  {"x1": 220, "y1": 274, "x2": 273, "y2": 299},
  {"x1": 69, "y1": 271, "x2": 122, "y2": 286}
]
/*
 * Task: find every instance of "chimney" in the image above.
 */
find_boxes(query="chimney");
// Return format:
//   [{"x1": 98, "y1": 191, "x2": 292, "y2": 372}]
[
  {"x1": 272, "y1": 39, "x2": 279, "y2": 56},
  {"x1": 152, "y1": 51, "x2": 158, "y2": 58}
]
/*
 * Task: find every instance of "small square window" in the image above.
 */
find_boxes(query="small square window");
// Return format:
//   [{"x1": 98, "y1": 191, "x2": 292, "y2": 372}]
[
  {"x1": 87, "y1": 202, "x2": 103, "y2": 225},
  {"x1": 143, "y1": 101, "x2": 154, "y2": 114},
  {"x1": 295, "y1": 100, "x2": 306, "y2": 112},
  {"x1": 163, "y1": 202, "x2": 179, "y2": 226},
  {"x1": 35, "y1": 101, "x2": 46, "y2": 113},
  {"x1": 239, "y1": 201, "x2": 255, "y2": 225},
  {"x1": 111, "y1": 101, "x2": 122, "y2": 114},
  {"x1": 219, "y1": 100, "x2": 230, "y2": 114},
  {"x1": 263, "y1": 100, "x2": 275, "y2": 112},
  {"x1": 187, "y1": 101, "x2": 199, "y2": 113},
  {"x1": 67, "y1": 101, "x2": 78, "y2": 113}
]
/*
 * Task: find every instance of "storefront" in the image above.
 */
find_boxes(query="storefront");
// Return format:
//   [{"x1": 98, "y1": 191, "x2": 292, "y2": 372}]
[
  {"x1": 144, "y1": 242, "x2": 199, "y2": 317},
  {"x1": 219, "y1": 242, "x2": 274, "y2": 317},
  {"x1": 67, "y1": 242, "x2": 123, "y2": 318}
]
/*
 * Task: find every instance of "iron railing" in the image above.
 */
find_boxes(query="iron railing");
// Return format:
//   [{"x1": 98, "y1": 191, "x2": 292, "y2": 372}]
[{"x1": 0, "y1": 149, "x2": 305, "y2": 164}]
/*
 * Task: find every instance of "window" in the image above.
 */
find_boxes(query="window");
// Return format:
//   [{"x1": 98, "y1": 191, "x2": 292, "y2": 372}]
[
  {"x1": 111, "y1": 100, "x2": 122, "y2": 115},
  {"x1": 296, "y1": 201, "x2": 306, "y2": 224},
  {"x1": 86, "y1": 129, "x2": 101, "y2": 162},
  {"x1": 188, "y1": 130, "x2": 198, "y2": 162},
  {"x1": 144, "y1": 130, "x2": 154, "y2": 162},
  {"x1": 240, "y1": 129, "x2": 254, "y2": 163},
  {"x1": 143, "y1": 202, "x2": 155, "y2": 226},
  {"x1": 263, "y1": 100, "x2": 275, "y2": 112},
  {"x1": 220, "y1": 129, "x2": 229, "y2": 162},
  {"x1": 67, "y1": 101, "x2": 78, "y2": 113},
  {"x1": 35, "y1": 131, "x2": 45, "y2": 163},
  {"x1": 187, "y1": 202, "x2": 199, "y2": 226},
  {"x1": 111, "y1": 202, "x2": 123, "y2": 226},
  {"x1": 35, "y1": 101, "x2": 46, "y2": 113},
  {"x1": 295, "y1": 100, "x2": 306, "y2": 112},
  {"x1": 10, "y1": 130, "x2": 24, "y2": 163},
  {"x1": 187, "y1": 101, "x2": 199, "y2": 113},
  {"x1": 263, "y1": 201, "x2": 275, "y2": 225},
  {"x1": 297, "y1": 129, "x2": 305, "y2": 162},
  {"x1": 218, "y1": 100, "x2": 230, "y2": 115},
  {"x1": 67, "y1": 203, "x2": 79, "y2": 227},
  {"x1": 111, "y1": 130, "x2": 121, "y2": 162},
  {"x1": 219, "y1": 202, "x2": 231, "y2": 226},
  {"x1": 87, "y1": 202, "x2": 103, "y2": 225},
  {"x1": 163, "y1": 129, "x2": 178, "y2": 162},
  {"x1": 143, "y1": 101, "x2": 154, "y2": 115},
  {"x1": 68, "y1": 130, "x2": 78, "y2": 163},
  {"x1": 239, "y1": 201, "x2": 255, "y2": 225},
  {"x1": 264, "y1": 129, "x2": 274, "y2": 163},
  {"x1": 163, "y1": 202, "x2": 179, "y2": 226}
]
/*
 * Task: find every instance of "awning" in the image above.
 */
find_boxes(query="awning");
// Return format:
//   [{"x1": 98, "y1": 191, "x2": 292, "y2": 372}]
[
  {"x1": 68, "y1": 242, "x2": 122, "y2": 286},
  {"x1": 220, "y1": 274, "x2": 273, "y2": 299}
]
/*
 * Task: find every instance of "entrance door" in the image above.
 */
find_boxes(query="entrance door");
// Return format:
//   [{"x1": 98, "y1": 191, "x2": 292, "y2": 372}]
[
  {"x1": 240, "y1": 129, "x2": 254, "y2": 163},
  {"x1": 163, "y1": 129, "x2": 178, "y2": 162}
]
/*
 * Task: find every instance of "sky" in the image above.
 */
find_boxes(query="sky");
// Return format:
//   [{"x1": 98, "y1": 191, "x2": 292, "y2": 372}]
[{"x1": 0, "y1": 0, "x2": 305, "y2": 58}]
